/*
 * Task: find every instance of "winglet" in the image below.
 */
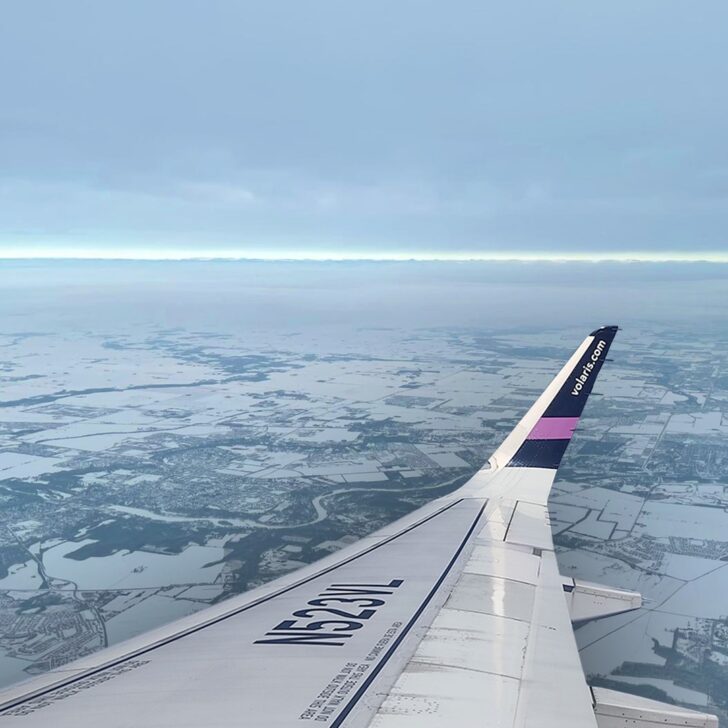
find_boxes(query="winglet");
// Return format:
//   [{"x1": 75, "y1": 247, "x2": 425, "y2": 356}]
[{"x1": 488, "y1": 326, "x2": 618, "y2": 471}]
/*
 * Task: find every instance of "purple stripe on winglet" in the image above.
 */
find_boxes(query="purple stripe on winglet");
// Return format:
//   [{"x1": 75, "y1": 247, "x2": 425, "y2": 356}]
[{"x1": 528, "y1": 417, "x2": 580, "y2": 440}]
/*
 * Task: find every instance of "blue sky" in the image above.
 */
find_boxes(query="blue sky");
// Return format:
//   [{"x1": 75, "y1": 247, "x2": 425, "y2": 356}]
[{"x1": 1, "y1": 2, "x2": 727, "y2": 259}]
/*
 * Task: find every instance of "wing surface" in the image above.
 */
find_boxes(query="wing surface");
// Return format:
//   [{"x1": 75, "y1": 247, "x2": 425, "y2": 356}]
[{"x1": 0, "y1": 326, "x2": 715, "y2": 727}]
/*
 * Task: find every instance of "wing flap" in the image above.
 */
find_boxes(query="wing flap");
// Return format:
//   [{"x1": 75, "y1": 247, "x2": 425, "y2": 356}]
[{"x1": 371, "y1": 501, "x2": 597, "y2": 728}]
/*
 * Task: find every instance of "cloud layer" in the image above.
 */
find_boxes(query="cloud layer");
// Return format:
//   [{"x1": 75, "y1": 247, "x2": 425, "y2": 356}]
[{"x1": 2, "y1": 2, "x2": 727, "y2": 256}]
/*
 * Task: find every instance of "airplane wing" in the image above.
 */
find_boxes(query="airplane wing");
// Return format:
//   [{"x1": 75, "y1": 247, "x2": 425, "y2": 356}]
[{"x1": 0, "y1": 326, "x2": 718, "y2": 727}]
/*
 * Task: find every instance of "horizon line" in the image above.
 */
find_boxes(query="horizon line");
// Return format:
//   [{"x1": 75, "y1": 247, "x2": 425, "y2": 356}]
[{"x1": 1, "y1": 249, "x2": 728, "y2": 263}]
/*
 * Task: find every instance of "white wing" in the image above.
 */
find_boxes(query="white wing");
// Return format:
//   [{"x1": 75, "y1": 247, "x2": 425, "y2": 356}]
[{"x1": 0, "y1": 327, "x2": 717, "y2": 727}]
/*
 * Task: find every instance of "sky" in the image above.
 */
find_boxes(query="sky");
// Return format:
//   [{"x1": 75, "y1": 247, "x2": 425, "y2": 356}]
[{"x1": 1, "y1": 2, "x2": 728, "y2": 260}]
